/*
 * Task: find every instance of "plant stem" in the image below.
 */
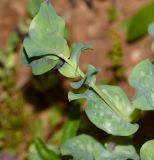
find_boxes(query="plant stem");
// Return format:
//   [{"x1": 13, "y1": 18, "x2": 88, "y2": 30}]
[{"x1": 61, "y1": 56, "x2": 128, "y2": 120}]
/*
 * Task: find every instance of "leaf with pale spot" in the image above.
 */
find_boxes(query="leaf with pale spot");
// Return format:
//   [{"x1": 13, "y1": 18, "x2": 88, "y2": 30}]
[
  {"x1": 68, "y1": 85, "x2": 138, "y2": 136},
  {"x1": 129, "y1": 59, "x2": 154, "y2": 110},
  {"x1": 61, "y1": 134, "x2": 139, "y2": 160}
]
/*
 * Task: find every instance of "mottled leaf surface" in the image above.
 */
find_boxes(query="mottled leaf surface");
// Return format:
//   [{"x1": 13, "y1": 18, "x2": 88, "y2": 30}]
[
  {"x1": 111, "y1": 145, "x2": 139, "y2": 160},
  {"x1": 61, "y1": 134, "x2": 109, "y2": 160},
  {"x1": 69, "y1": 85, "x2": 138, "y2": 136},
  {"x1": 129, "y1": 59, "x2": 154, "y2": 110},
  {"x1": 61, "y1": 134, "x2": 139, "y2": 160}
]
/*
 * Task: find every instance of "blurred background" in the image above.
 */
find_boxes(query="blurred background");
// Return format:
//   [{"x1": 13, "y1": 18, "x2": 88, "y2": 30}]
[{"x1": 0, "y1": 0, "x2": 154, "y2": 159}]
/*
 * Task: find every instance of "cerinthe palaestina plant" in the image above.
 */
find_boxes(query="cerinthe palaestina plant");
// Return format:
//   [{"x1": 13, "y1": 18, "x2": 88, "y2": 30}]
[{"x1": 21, "y1": 1, "x2": 154, "y2": 159}]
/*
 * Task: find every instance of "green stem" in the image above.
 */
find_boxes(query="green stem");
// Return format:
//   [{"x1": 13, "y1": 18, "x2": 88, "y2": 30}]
[
  {"x1": 60, "y1": 55, "x2": 85, "y2": 77},
  {"x1": 61, "y1": 56, "x2": 128, "y2": 120}
]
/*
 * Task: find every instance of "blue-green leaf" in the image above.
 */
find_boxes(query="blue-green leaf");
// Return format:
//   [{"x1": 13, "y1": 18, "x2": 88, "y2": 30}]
[
  {"x1": 60, "y1": 134, "x2": 109, "y2": 160},
  {"x1": 20, "y1": 47, "x2": 31, "y2": 67},
  {"x1": 70, "y1": 64, "x2": 99, "y2": 89},
  {"x1": 84, "y1": 64, "x2": 100, "y2": 87},
  {"x1": 70, "y1": 43, "x2": 93, "y2": 66},
  {"x1": 59, "y1": 43, "x2": 93, "y2": 78},
  {"x1": 61, "y1": 134, "x2": 139, "y2": 160},
  {"x1": 69, "y1": 85, "x2": 138, "y2": 136},
  {"x1": 22, "y1": 1, "x2": 69, "y2": 75},
  {"x1": 70, "y1": 78, "x2": 85, "y2": 89},
  {"x1": 31, "y1": 56, "x2": 59, "y2": 75},
  {"x1": 140, "y1": 140, "x2": 154, "y2": 160},
  {"x1": 21, "y1": 47, "x2": 59, "y2": 75},
  {"x1": 110, "y1": 145, "x2": 139, "y2": 160},
  {"x1": 129, "y1": 59, "x2": 154, "y2": 110}
]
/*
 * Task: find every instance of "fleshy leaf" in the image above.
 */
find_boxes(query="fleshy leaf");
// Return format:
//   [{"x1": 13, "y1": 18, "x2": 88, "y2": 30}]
[
  {"x1": 22, "y1": 1, "x2": 69, "y2": 75},
  {"x1": 140, "y1": 140, "x2": 154, "y2": 160},
  {"x1": 85, "y1": 64, "x2": 100, "y2": 86},
  {"x1": 61, "y1": 134, "x2": 139, "y2": 160},
  {"x1": 59, "y1": 43, "x2": 93, "y2": 78},
  {"x1": 68, "y1": 91, "x2": 87, "y2": 102},
  {"x1": 68, "y1": 85, "x2": 138, "y2": 136},
  {"x1": 70, "y1": 43, "x2": 93, "y2": 66},
  {"x1": 99, "y1": 85, "x2": 135, "y2": 120},
  {"x1": 30, "y1": 56, "x2": 59, "y2": 75},
  {"x1": 127, "y1": 2, "x2": 154, "y2": 42},
  {"x1": 20, "y1": 47, "x2": 31, "y2": 67},
  {"x1": 129, "y1": 59, "x2": 154, "y2": 110},
  {"x1": 60, "y1": 134, "x2": 109, "y2": 160},
  {"x1": 70, "y1": 78, "x2": 85, "y2": 89},
  {"x1": 110, "y1": 145, "x2": 139, "y2": 160},
  {"x1": 21, "y1": 47, "x2": 59, "y2": 75},
  {"x1": 70, "y1": 65, "x2": 99, "y2": 89}
]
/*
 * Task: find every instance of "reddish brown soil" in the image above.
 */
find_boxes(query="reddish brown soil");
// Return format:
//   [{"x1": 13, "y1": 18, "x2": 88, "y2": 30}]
[{"x1": 1, "y1": 0, "x2": 153, "y2": 97}]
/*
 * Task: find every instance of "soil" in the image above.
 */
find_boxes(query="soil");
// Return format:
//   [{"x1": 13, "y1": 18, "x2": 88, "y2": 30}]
[{"x1": 1, "y1": 0, "x2": 153, "y2": 96}]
